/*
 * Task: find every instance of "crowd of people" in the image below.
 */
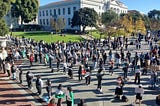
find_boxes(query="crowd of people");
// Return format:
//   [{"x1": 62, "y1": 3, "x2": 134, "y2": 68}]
[{"x1": 0, "y1": 32, "x2": 160, "y2": 106}]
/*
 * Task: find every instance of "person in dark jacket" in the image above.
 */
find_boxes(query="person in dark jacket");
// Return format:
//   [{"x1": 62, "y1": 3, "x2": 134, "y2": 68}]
[
  {"x1": 36, "y1": 75, "x2": 43, "y2": 95},
  {"x1": 96, "y1": 68, "x2": 104, "y2": 92},
  {"x1": 78, "y1": 65, "x2": 83, "y2": 81},
  {"x1": 19, "y1": 68, "x2": 23, "y2": 84},
  {"x1": 156, "y1": 95, "x2": 160, "y2": 106},
  {"x1": 26, "y1": 71, "x2": 34, "y2": 89}
]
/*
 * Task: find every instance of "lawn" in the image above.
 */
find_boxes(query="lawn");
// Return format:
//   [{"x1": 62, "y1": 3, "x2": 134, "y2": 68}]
[
  {"x1": 12, "y1": 31, "x2": 83, "y2": 43},
  {"x1": 89, "y1": 30, "x2": 106, "y2": 39}
]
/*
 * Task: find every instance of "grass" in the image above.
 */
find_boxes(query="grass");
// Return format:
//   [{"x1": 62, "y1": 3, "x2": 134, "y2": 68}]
[
  {"x1": 12, "y1": 31, "x2": 83, "y2": 43},
  {"x1": 89, "y1": 30, "x2": 106, "y2": 39}
]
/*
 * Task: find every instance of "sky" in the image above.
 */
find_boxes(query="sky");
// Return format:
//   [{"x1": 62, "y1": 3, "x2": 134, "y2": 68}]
[{"x1": 40, "y1": 0, "x2": 160, "y2": 14}]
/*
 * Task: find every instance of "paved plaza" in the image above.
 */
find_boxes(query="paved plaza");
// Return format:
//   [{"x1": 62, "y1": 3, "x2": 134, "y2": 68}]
[{"x1": 0, "y1": 37, "x2": 159, "y2": 106}]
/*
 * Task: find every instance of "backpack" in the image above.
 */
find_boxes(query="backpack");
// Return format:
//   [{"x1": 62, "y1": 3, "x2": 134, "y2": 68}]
[{"x1": 121, "y1": 95, "x2": 128, "y2": 102}]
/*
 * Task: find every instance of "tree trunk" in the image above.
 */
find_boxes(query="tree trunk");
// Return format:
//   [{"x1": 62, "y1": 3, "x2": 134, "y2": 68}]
[{"x1": 82, "y1": 26, "x2": 86, "y2": 33}]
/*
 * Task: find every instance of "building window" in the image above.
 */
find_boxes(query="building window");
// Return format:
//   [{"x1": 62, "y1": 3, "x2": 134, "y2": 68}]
[
  {"x1": 73, "y1": 7, "x2": 76, "y2": 11},
  {"x1": 63, "y1": 8, "x2": 65, "y2": 15},
  {"x1": 43, "y1": 19, "x2": 45, "y2": 25},
  {"x1": 46, "y1": 10, "x2": 48, "y2": 16},
  {"x1": 46, "y1": 19, "x2": 49, "y2": 25},
  {"x1": 43, "y1": 11, "x2": 45, "y2": 16},
  {"x1": 68, "y1": 18, "x2": 71, "y2": 25},
  {"x1": 54, "y1": 9, "x2": 56, "y2": 16},
  {"x1": 58, "y1": 8, "x2": 61, "y2": 15},
  {"x1": 68, "y1": 7, "x2": 71, "y2": 15},
  {"x1": 50, "y1": 9, "x2": 52, "y2": 16},
  {"x1": 40, "y1": 19, "x2": 42, "y2": 25},
  {"x1": 39, "y1": 11, "x2": 41, "y2": 17}
]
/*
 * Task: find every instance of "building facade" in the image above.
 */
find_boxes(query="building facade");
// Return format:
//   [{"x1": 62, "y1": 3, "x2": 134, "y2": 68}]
[{"x1": 38, "y1": 0, "x2": 128, "y2": 31}]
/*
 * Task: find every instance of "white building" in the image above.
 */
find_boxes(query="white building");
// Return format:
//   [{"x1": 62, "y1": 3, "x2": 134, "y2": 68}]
[{"x1": 38, "y1": 0, "x2": 128, "y2": 31}]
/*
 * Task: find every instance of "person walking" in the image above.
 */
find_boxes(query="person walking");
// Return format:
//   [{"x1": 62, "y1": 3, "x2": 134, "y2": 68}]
[
  {"x1": 156, "y1": 95, "x2": 160, "y2": 106},
  {"x1": 78, "y1": 65, "x2": 83, "y2": 81},
  {"x1": 26, "y1": 71, "x2": 34, "y2": 89},
  {"x1": 66, "y1": 87, "x2": 74, "y2": 106},
  {"x1": 134, "y1": 65, "x2": 141, "y2": 84},
  {"x1": 11, "y1": 63, "x2": 17, "y2": 80},
  {"x1": 115, "y1": 76, "x2": 124, "y2": 99},
  {"x1": 46, "y1": 79, "x2": 52, "y2": 98},
  {"x1": 5, "y1": 61, "x2": 11, "y2": 78},
  {"x1": 85, "y1": 67, "x2": 91, "y2": 85},
  {"x1": 55, "y1": 84, "x2": 65, "y2": 106},
  {"x1": 18, "y1": 68, "x2": 23, "y2": 84},
  {"x1": 109, "y1": 60, "x2": 114, "y2": 76},
  {"x1": 36, "y1": 75, "x2": 43, "y2": 95},
  {"x1": 29, "y1": 54, "x2": 34, "y2": 66},
  {"x1": 96, "y1": 68, "x2": 104, "y2": 92},
  {"x1": 134, "y1": 84, "x2": 144, "y2": 106}
]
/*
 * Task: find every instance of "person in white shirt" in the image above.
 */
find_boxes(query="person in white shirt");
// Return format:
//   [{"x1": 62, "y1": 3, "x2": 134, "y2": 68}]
[
  {"x1": 134, "y1": 84, "x2": 144, "y2": 105},
  {"x1": 5, "y1": 61, "x2": 11, "y2": 78}
]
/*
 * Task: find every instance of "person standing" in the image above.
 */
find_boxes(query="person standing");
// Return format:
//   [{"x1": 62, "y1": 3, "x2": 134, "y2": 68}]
[
  {"x1": 66, "y1": 87, "x2": 74, "y2": 106},
  {"x1": 134, "y1": 84, "x2": 144, "y2": 106},
  {"x1": 36, "y1": 75, "x2": 43, "y2": 95},
  {"x1": 26, "y1": 71, "x2": 34, "y2": 89}
]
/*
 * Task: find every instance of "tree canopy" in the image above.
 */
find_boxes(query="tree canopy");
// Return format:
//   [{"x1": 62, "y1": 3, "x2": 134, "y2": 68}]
[
  {"x1": 0, "y1": 0, "x2": 13, "y2": 36},
  {"x1": 71, "y1": 7, "x2": 98, "y2": 32},
  {"x1": 11, "y1": 0, "x2": 39, "y2": 24}
]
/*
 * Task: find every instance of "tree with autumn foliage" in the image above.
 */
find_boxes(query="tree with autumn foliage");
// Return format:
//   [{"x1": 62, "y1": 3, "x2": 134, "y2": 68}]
[{"x1": 134, "y1": 17, "x2": 146, "y2": 34}]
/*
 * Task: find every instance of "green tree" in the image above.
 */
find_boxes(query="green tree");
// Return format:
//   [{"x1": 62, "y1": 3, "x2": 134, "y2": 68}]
[
  {"x1": 0, "y1": 19, "x2": 9, "y2": 36},
  {"x1": 11, "y1": 0, "x2": 39, "y2": 24},
  {"x1": 101, "y1": 10, "x2": 118, "y2": 27},
  {"x1": 148, "y1": 9, "x2": 160, "y2": 20},
  {"x1": 0, "y1": 0, "x2": 14, "y2": 36},
  {"x1": 147, "y1": 10, "x2": 160, "y2": 31},
  {"x1": 71, "y1": 7, "x2": 98, "y2": 32},
  {"x1": 50, "y1": 17, "x2": 66, "y2": 33}
]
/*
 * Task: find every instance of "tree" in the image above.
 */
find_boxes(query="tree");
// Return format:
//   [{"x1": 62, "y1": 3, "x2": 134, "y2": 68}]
[
  {"x1": 50, "y1": 17, "x2": 66, "y2": 33},
  {"x1": 135, "y1": 17, "x2": 146, "y2": 34},
  {"x1": 0, "y1": 19, "x2": 9, "y2": 36},
  {"x1": 148, "y1": 9, "x2": 160, "y2": 20},
  {"x1": 120, "y1": 15, "x2": 133, "y2": 34},
  {"x1": 11, "y1": 0, "x2": 39, "y2": 24},
  {"x1": 0, "y1": 0, "x2": 14, "y2": 36},
  {"x1": 101, "y1": 10, "x2": 118, "y2": 27},
  {"x1": 71, "y1": 7, "x2": 98, "y2": 32},
  {"x1": 147, "y1": 9, "x2": 160, "y2": 31}
]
